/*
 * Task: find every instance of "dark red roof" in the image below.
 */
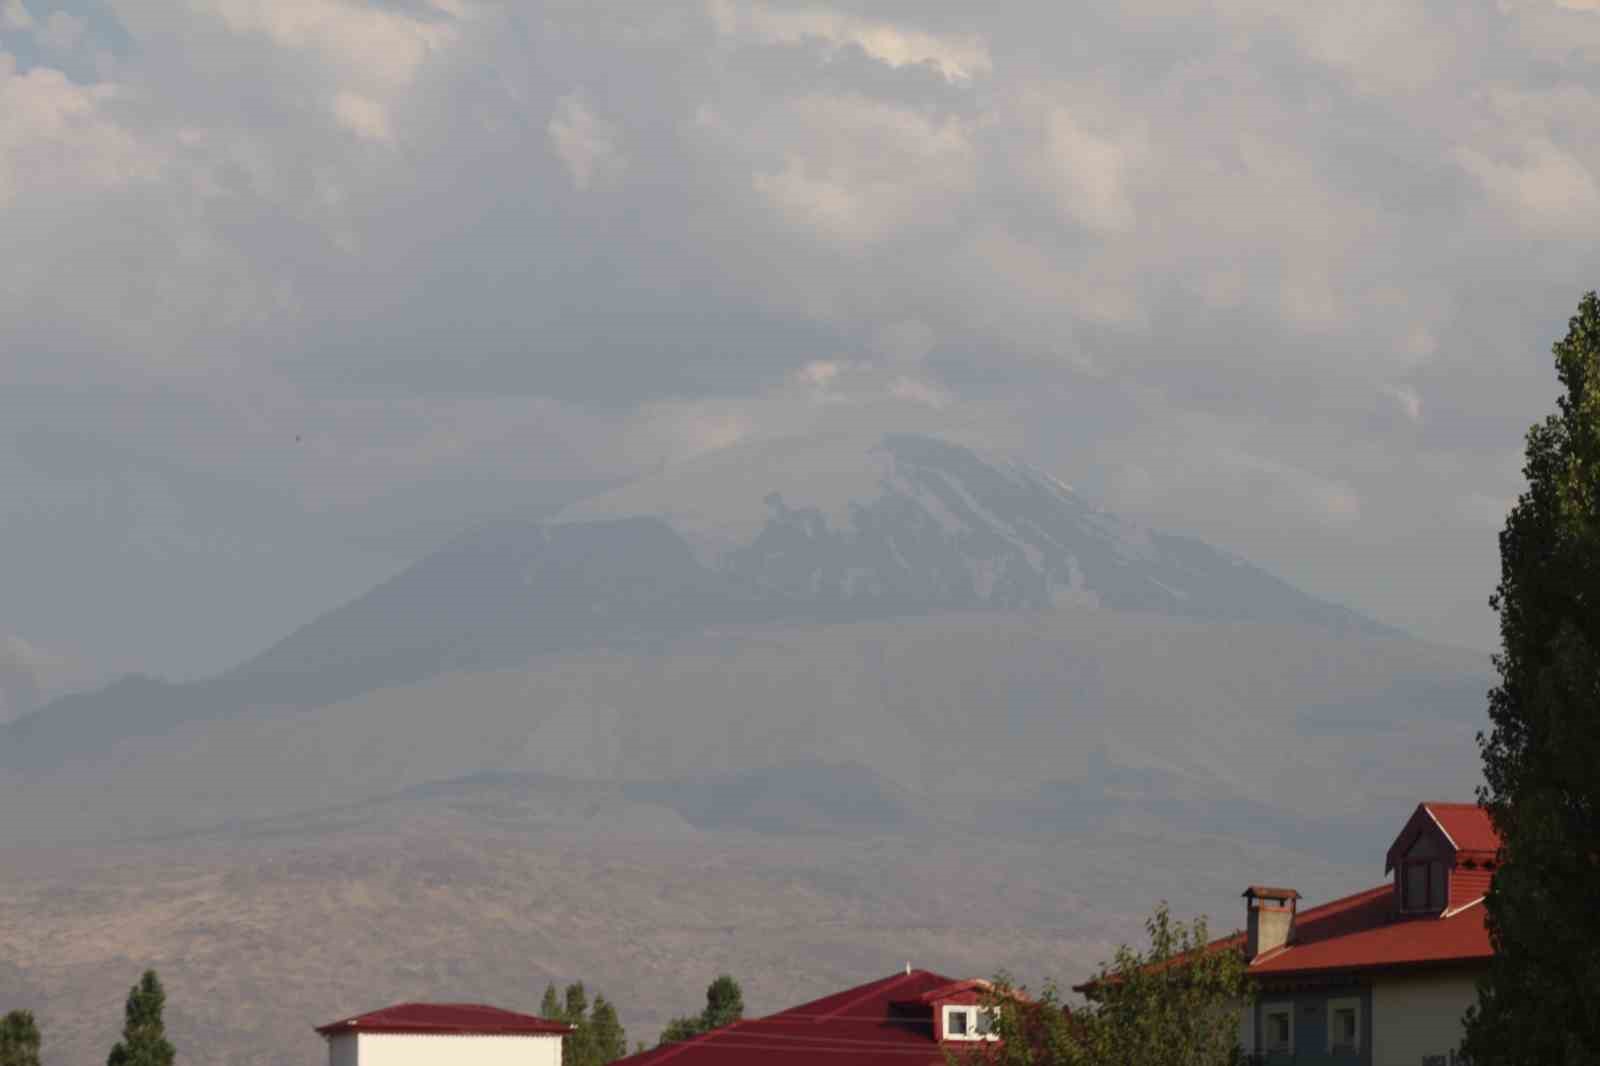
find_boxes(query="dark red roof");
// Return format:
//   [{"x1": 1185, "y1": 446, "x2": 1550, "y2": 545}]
[
  {"x1": 315, "y1": 1002, "x2": 572, "y2": 1038},
  {"x1": 1247, "y1": 882, "x2": 1491, "y2": 976},
  {"x1": 615, "y1": 970, "x2": 975, "y2": 1066},
  {"x1": 1425, "y1": 802, "x2": 1501, "y2": 857}
]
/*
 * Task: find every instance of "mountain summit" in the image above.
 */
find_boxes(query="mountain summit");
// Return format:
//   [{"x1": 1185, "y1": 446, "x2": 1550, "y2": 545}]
[
  {"x1": 561, "y1": 432, "x2": 1386, "y2": 633},
  {"x1": 3, "y1": 433, "x2": 1395, "y2": 782}
]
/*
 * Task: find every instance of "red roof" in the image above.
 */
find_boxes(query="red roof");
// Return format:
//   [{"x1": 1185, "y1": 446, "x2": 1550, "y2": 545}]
[
  {"x1": 614, "y1": 970, "x2": 983, "y2": 1066},
  {"x1": 1424, "y1": 802, "x2": 1501, "y2": 858},
  {"x1": 1247, "y1": 883, "x2": 1491, "y2": 977},
  {"x1": 315, "y1": 1003, "x2": 572, "y2": 1038}
]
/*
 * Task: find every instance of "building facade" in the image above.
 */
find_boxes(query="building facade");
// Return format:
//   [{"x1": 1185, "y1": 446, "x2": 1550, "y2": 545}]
[{"x1": 1233, "y1": 802, "x2": 1496, "y2": 1066}]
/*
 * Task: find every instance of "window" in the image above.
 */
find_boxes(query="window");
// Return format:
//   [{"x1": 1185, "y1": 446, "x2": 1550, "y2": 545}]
[
  {"x1": 1399, "y1": 833, "x2": 1449, "y2": 912},
  {"x1": 942, "y1": 1006, "x2": 998, "y2": 1043},
  {"x1": 1327, "y1": 996, "x2": 1361, "y2": 1054},
  {"x1": 1263, "y1": 1004, "x2": 1293, "y2": 1053}
]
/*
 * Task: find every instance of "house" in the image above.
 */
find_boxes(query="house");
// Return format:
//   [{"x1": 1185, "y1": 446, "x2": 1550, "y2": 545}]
[
  {"x1": 314, "y1": 1002, "x2": 572, "y2": 1066},
  {"x1": 612, "y1": 968, "x2": 1005, "y2": 1066},
  {"x1": 1226, "y1": 802, "x2": 1498, "y2": 1066}
]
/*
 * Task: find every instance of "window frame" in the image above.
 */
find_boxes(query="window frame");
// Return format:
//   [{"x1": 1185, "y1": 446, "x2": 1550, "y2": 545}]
[
  {"x1": 1262, "y1": 1002, "x2": 1294, "y2": 1054},
  {"x1": 941, "y1": 1005, "x2": 998, "y2": 1043},
  {"x1": 1327, "y1": 996, "x2": 1361, "y2": 1055}
]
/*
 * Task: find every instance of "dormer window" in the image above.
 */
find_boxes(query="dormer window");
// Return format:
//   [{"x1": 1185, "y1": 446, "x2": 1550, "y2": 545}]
[
  {"x1": 942, "y1": 1005, "x2": 997, "y2": 1042},
  {"x1": 1398, "y1": 832, "x2": 1447, "y2": 913}
]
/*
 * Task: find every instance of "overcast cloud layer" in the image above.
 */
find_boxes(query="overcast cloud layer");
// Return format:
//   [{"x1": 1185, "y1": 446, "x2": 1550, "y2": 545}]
[{"x1": 4, "y1": 0, "x2": 1599, "y2": 678}]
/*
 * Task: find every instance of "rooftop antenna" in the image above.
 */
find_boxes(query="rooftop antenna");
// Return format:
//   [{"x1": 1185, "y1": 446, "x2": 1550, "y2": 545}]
[{"x1": 904, "y1": 962, "x2": 911, "y2": 975}]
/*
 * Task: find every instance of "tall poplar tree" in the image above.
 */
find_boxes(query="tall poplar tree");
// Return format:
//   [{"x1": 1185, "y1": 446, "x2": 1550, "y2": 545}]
[
  {"x1": 1463, "y1": 292, "x2": 1600, "y2": 1065},
  {"x1": 107, "y1": 971, "x2": 175, "y2": 1066}
]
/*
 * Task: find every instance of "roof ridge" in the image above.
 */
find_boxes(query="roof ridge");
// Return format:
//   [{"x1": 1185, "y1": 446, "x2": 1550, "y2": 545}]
[{"x1": 810, "y1": 970, "x2": 929, "y2": 1023}]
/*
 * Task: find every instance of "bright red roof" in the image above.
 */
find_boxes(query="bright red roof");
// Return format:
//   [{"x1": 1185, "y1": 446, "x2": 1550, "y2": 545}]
[
  {"x1": 1424, "y1": 802, "x2": 1500, "y2": 857},
  {"x1": 1247, "y1": 882, "x2": 1491, "y2": 976},
  {"x1": 615, "y1": 970, "x2": 977, "y2": 1066},
  {"x1": 315, "y1": 1002, "x2": 572, "y2": 1038}
]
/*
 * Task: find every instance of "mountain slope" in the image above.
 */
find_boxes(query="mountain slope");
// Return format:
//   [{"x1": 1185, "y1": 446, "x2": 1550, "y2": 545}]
[{"x1": 2, "y1": 433, "x2": 1400, "y2": 776}]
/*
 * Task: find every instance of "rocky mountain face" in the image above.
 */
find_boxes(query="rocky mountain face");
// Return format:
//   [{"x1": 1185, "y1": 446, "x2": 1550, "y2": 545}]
[{"x1": 3, "y1": 433, "x2": 1392, "y2": 776}]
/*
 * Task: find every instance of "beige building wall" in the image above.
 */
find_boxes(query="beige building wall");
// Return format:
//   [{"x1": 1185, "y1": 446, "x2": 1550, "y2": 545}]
[
  {"x1": 1371, "y1": 969, "x2": 1480, "y2": 1066},
  {"x1": 329, "y1": 1033, "x2": 563, "y2": 1066}
]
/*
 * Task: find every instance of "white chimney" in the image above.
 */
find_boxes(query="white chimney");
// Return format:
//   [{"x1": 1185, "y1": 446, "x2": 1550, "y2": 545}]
[{"x1": 1243, "y1": 885, "x2": 1299, "y2": 961}]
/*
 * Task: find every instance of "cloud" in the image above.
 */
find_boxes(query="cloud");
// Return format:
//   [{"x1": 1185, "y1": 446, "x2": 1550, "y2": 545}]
[
  {"x1": 332, "y1": 90, "x2": 392, "y2": 142},
  {"x1": 707, "y1": 1, "x2": 991, "y2": 82},
  {"x1": 203, "y1": 0, "x2": 455, "y2": 91},
  {"x1": 547, "y1": 93, "x2": 624, "y2": 190},
  {"x1": 6, "y1": 0, "x2": 1599, "y2": 666}
]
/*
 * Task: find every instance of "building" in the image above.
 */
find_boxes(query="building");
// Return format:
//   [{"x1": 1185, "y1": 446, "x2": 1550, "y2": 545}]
[
  {"x1": 613, "y1": 968, "x2": 1004, "y2": 1066},
  {"x1": 1228, "y1": 802, "x2": 1498, "y2": 1066},
  {"x1": 314, "y1": 1002, "x2": 571, "y2": 1066}
]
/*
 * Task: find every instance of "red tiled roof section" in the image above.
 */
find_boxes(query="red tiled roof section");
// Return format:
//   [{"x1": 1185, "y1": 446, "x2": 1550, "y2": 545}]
[
  {"x1": 314, "y1": 1003, "x2": 572, "y2": 1037},
  {"x1": 1247, "y1": 883, "x2": 1492, "y2": 977},
  {"x1": 1426, "y1": 802, "x2": 1501, "y2": 857},
  {"x1": 614, "y1": 970, "x2": 970, "y2": 1066}
]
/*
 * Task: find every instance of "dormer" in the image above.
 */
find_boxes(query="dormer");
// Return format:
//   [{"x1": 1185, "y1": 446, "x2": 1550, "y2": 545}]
[
  {"x1": 916, "y1": 979, "x2": 1001, "y2": 1044},
  {"x1": 1384, "y1": 802, "x2": 1500, "y2": 916}
]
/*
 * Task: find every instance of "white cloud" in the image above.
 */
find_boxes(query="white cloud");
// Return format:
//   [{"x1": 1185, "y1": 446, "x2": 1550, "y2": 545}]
[
  {"x1": 332, "y1": 91, "x2": 393, "y2": 143},
  {"x1": 748, "y1": 94, "x2": 973, "y2": 245},
  {"x1": 204, "y1": 0, "x2": 455, "y2": 91},
  {"x1": 1458, "y1": 138, "x2": 1600, "y2": 234},
  {"x1": 547, "y1": 93, "x2": 624, "y2": 191},
  {"x1": 707, "y1": 1, "x2": 991, "y2": 82},
  {"x1": 0, "y1": 62, "x2": 163, "y2": 208},
  {"x1": 1035, "y1": 99, "x2": 1139, "y2": 234}
]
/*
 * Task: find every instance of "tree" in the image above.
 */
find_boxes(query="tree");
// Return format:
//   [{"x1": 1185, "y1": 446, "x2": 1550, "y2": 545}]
[
  {"x1": 1463, "y1": 292, "x2": 1600, "y2": 1065},
  {"x1": 587, "y1": 995, "x2": 628, "y2": 1063},
  {"x1": 540, "y1": 983, "x2": 562, "y2": 1021},
  {"x1": 971, "y1": 903, "x2": 1249, "y2": 1066},
  {"x1": 107, "y1": 970, "x2": 175, "y2": 1066},
  {"x1": 657, "y1": 974, "x2": 745, "y2": 1046},
  {"x1": 540, "y1": 980, "x2": 627, "y2": 1066},
  {"x1": 0, "y1": 1010, "x2": 41, "y2": 1066}
]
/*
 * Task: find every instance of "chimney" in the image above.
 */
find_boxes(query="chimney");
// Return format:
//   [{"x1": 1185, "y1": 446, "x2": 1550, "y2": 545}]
[{"x1": 1243, "y1": 885, "x2": 1300, "y2": 961}]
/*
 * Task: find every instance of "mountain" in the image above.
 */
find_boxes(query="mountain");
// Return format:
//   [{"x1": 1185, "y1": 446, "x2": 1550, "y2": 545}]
[
  {"x1": 0, "y1": 432, "x2": 1495, "y2": 1066},
  {"x1": 0, "y1": 433, "x2": 1398, "y2": 777}
]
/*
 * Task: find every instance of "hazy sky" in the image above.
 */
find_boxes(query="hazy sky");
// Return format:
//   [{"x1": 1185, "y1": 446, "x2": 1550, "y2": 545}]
[{"x1": 4, "y1": 0, "x2": 1598, "y2": 680}]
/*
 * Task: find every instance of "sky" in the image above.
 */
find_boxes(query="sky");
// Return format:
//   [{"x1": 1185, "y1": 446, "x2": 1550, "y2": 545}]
[{"x1": 3, "y1": 0, "x2": 1599, "y2": 685}]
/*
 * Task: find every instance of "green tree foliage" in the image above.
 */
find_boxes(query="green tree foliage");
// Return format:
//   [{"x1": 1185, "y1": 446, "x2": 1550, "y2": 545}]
[
  {"x1": 106, "y1": 970, "x2": 175, "y2": 1066},
  {"x1": 970, "y1": 904, "x2": 1249, "y2": 1066},
  {"x1": 700, "y1": 976, "x2": 743, "y2": 1031},
  {"x1": 1463, "y1": 292, "x2": 1600, "y2": 1065},
  {"x1": 0, "y1": 1010, "x2": 42, "y2": 1066},
  {"x1": 540, "y1": 983, "x2": 562, "y2": 1021},
  {"x1": 657, "y1": 974, "x2": 745, "y2": 1046},
  {"x1": 541, "y1": 980, "x2": 627, "y2": 1066},
  {"x1": 587, "y1": 996, "x2": 627, "y2": 1063}
]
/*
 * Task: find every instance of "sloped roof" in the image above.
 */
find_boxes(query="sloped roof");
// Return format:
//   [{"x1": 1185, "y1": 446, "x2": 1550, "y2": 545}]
[
  {"x1": 614, "y1": 970, "x2": 968, "y2": 1066},
  {"x1": 315, "y1": 1002, "x2": 572, "y2": 1038},
  {"x1": 1425, "y1": 802, "x2": 1500, "y2": 857},
  {"x1": 1246, "y1": 883, "x2": 1492, "y2": 977}
]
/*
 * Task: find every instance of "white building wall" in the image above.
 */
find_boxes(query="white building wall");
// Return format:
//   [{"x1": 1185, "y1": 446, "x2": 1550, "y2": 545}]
[
  {"x1": 339, "y1": 1033, "x2": 562, "y2": 1066},
  {"x1": 1371, "y1": 970, "x2": 1480, "y2": 1066}
]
